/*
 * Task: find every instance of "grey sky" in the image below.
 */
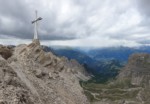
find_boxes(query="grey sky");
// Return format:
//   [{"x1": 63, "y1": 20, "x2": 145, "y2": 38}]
[{"x1": 0, "y1": 0, "x2": 150, "y2": 47}]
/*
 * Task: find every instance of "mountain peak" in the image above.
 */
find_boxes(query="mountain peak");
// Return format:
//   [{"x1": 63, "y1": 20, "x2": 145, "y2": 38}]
[{"x1": 0, "y1": 42, "x2": 90, "y2": 104}]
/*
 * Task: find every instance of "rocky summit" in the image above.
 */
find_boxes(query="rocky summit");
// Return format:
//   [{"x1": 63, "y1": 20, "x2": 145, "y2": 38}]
[{"x1": 0, "y1": 39, "x2": 90, "y2": 104}]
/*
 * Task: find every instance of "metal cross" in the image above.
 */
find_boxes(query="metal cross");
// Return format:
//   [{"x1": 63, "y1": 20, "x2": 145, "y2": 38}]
[{"x1": 32, "y1": 10, "x2": 42, "y2": 40}]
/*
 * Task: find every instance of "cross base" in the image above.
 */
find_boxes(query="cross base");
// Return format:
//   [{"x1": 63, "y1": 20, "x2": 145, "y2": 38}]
[{"x1": 32, "y1": 39, "x2": 40, "y2": 45}]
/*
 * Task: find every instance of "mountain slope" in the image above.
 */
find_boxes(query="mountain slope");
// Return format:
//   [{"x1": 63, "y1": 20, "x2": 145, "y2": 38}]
[
  {"x1": 82, "y1": 53, "x2": 150, "y2": 104},
  {"x1": 46, "y1": 47, "x2": 124, "y2": 83},
  {"x1": 0, "y1": 40, "x2": 90, "y2": 104}
]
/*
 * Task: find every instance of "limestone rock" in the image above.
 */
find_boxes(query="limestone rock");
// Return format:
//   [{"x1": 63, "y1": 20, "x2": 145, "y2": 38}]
[
  {"x1": 0, "y1": 45, "x2": 12, "y2": 60},
  {"x1": 0, "y1": 41, "x2": 90, "y2": 104},
  {"x1": 118, "y1": 53, "x2": 150, "y2": 86}
]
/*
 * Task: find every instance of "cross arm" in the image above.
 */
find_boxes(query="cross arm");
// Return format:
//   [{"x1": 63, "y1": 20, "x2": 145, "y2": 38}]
[{"x1": 31, "y1": 17, "x2": 43, "y2": 24}]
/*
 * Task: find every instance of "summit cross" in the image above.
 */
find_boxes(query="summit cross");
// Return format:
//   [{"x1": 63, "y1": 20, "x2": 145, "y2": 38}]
[{"x1": 32, "y1": 10, "x2": 42, "y2": 40}]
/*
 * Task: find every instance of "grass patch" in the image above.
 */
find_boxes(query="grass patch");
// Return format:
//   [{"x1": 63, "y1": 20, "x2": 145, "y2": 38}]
[{"x1": 81, "y1": 78, "x2": 140, "y2": 102}]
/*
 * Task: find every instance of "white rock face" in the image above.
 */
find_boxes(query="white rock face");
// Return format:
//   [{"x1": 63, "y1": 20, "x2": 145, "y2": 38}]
[{"x1": 0, "y1": 40, "x2": 90, "y2": 104}]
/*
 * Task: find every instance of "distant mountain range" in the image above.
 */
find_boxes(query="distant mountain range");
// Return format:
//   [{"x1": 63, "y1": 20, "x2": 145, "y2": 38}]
[
  {"x1": 42, "y1": 46, "x2": 150, "y2": 82},
  {"x1": 83, "y1": 46, "x2": 150, "y2": 62}
]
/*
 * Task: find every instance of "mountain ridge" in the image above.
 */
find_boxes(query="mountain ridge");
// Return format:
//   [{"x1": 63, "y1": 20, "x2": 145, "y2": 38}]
[{"x1": 0, "y1": 40, "x2": 90, "y2": 104}]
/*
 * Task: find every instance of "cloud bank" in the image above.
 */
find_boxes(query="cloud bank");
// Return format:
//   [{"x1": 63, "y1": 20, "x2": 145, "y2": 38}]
[{"x1": 0, "y1": 0, "x2": 150, "y2": 47}]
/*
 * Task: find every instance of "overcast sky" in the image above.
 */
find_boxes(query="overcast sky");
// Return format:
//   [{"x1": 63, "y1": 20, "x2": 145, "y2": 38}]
[{"x1": 0, "y1": 0, "x2": 150, "y2": 47}]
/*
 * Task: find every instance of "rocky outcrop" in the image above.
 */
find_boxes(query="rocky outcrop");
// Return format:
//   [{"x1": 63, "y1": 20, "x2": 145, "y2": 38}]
[
  {"x1": 115, "y1": 53, "x2": 150, "y2": 103},
  {"x1": 118, "y1": 53, "x2": 150, "y2": 86},
  {"x1": 0, "y1": 45, "x2": 13, "y2": 59},
  {"x1": 0, "y1": 39, "x2": 90, "y2": 104}
]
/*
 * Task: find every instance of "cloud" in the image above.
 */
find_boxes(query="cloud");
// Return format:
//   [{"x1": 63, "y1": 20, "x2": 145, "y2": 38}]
[
  {"x1": 136, "y1": 0, "x2": 150, "y2": 16},
  {"x1": 0, "y1": 36, "x2": 141, "y2": 48},
  {"x1": 0, "y1": 0, "x2": 150, "y2": 47},
  {"x1": 47, "y1": 36, "x2": 141, "y2": 48}
]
